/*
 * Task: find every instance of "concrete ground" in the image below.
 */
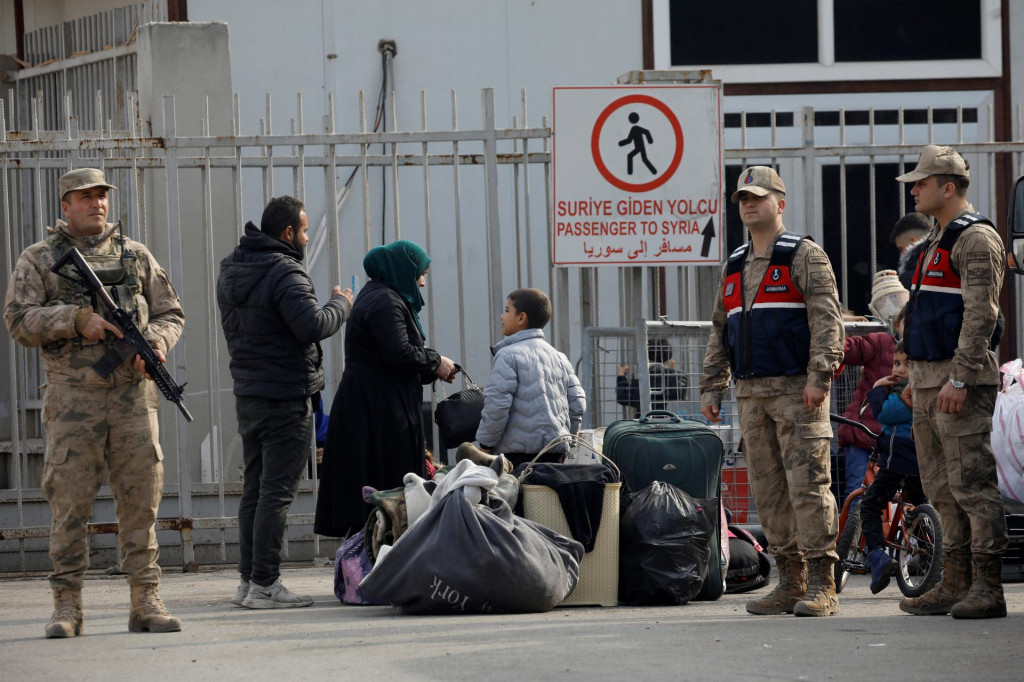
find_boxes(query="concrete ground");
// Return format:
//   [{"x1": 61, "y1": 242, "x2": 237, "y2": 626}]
[{"x1": 1, "y1": 564, "x2": 1021, "y2": 682}]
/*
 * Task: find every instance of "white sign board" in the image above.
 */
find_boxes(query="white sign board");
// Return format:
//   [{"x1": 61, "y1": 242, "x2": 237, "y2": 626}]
[{"x1": 552, "y1": 85, "x2": 723, "y2": 266}]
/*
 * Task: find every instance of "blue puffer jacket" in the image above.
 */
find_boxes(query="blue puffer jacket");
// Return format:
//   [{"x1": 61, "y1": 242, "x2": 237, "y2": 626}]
[
  {"x1": 475, "y1": 328, "x2": 586, "y2": 455},
  {"x1": 865, "y1": 382, "x2": 919, "y2": 476}
]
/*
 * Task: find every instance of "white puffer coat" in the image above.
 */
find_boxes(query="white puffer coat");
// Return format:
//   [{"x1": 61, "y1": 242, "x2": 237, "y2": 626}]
[{"x1": 475, "y1": 328, "x2": 586, "y2": 454}]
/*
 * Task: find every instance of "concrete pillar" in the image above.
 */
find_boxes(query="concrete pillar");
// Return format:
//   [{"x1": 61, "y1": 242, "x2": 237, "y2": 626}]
[{"x1": 135, "y1": 22, "x2": 240, "y2": 486}]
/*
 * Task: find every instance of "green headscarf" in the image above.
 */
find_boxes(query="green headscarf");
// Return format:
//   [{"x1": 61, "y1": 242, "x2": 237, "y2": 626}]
[{"x1": 363, "y1": 240, "x2": 432, "y2": 340}]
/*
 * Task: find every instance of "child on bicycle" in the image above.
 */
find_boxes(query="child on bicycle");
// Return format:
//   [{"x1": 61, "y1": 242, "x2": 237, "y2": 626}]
[{"x1": 861, "y1": 339, "x2": 925, "y2": 593}]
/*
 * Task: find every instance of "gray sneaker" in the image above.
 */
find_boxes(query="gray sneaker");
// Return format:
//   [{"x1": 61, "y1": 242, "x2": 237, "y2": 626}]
[
  {"x1": 241, "y1": 580, "x2": 313, "y2": 609},
  {"x1": 230, "y1": 578, "x2": 250, "y2": 607}
]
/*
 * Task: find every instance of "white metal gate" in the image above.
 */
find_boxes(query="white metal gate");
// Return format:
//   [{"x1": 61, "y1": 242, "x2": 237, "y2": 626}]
[{"x1": 4, "y1": 11, "x2": 1024, "y2": 574}]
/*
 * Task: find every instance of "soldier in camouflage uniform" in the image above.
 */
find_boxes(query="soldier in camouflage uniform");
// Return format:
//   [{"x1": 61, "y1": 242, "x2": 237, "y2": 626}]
[
  {"x1": 701, "y1": 166, "x2": 844, "y2": 617},
  {"x1": 3, "y1": 168, "x2": 186, "y2": 637},
  {"x1": 895, "y1": 146, "x2": 1009, "y2": 619}
]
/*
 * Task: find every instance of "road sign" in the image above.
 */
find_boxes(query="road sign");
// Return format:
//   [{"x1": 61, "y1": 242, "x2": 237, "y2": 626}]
[{"x1": 553, "y1": 85, "x2": 722, "y2": 266}]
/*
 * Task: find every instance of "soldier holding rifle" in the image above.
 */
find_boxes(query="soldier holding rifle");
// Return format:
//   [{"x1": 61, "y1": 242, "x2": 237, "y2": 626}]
[{"x1": 4, "y1": 168, "x2": 186, "y2": 637}]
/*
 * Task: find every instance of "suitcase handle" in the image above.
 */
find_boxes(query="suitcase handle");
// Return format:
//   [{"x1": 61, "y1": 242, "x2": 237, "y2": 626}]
[
  {"x1": 518, "y1": 434, "x2": 623, "y2": 483},
  {"x1": 639, "y1": 410, "x2": 683, "y2": 424}
]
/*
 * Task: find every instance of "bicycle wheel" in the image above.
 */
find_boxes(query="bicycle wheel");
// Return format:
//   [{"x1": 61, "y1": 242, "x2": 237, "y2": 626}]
[
  {"x1": 834, "y1": 512, "x2": 864, "y2": 593},
  {"x1": 895, "y1": 503, "x2": 943, "y2": 598}
]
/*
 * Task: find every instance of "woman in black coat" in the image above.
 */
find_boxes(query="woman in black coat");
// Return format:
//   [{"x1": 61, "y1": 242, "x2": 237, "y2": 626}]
[{"x1": 314, "y1": 240, "x2": 456, "y2": 538}]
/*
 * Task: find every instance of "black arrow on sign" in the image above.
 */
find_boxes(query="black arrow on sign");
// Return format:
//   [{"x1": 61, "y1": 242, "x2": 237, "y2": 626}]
[{"x1": 700, "y1": 217, "x2": 716, "y2": 258}]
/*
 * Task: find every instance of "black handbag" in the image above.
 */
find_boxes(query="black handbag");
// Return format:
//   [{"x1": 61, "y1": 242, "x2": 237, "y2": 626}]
[{"x1": 433, "y1": 364, "x2": 485, "y2": 446}]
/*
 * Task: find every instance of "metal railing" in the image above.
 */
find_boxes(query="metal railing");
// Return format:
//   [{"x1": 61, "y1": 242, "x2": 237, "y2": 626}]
[
  {"x1": 581, "y1": 320, "x2": 883, "y2": 525},
  {"x1": 3, "y1": 27, "x2": 1024, "y2": 570},
  {"x1": 0, "y1": 83, "x2": 560, "y2": 572}
]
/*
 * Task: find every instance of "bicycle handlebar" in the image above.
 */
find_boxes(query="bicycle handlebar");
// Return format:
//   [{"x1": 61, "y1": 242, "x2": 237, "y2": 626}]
[{"x1": 829, "y1": 413, "x2": 880, "y2": 441}]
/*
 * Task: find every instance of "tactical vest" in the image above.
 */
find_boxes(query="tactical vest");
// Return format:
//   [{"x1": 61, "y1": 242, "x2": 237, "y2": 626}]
[
  {"x1": 44, "y1": 228, "x2": 148, "y2": 351},
  {"x1": 722, "y1": 232, "x2": 810, "y2": 379},
  {"x1": 904, "y1": 212, "x2": 989, "y2": 361}
]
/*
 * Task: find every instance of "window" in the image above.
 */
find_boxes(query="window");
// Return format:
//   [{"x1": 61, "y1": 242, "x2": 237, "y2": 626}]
[
  {"x1": 669, "y1": 1, "x2": 817, "y2": 66},
  {"x1": 654, "y1": 0, "x2": 1000, "y2": 83},
  {"x1": 833, "y1": 1, "x2": 981, "y2": 63}
]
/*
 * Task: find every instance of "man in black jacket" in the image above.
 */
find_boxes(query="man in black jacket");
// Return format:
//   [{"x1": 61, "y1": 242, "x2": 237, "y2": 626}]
[{"x1": 217, "y1": 195, "x2": 352, "y2": 608}]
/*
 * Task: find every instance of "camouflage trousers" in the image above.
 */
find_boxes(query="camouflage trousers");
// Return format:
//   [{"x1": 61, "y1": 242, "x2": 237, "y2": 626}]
[
  {"x1": 912, "y1": 385, "x2": 1008, "y2": 555},
  {"x1": 737, "y1": 393, "x2": 839, "y2": 561},
  {"x1": 41, "y1": 380, "x2": 164, "y2": 589}
]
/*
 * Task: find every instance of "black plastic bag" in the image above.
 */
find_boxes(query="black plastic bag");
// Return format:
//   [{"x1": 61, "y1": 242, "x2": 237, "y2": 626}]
[{"x1": 619, "y1": 481, "x2": 715, "y2": 605}]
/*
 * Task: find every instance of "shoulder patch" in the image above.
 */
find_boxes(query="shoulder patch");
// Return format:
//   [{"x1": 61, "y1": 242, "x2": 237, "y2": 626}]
[
  {"x1": 965, "y1": 251, "x2": 993, "y2": 287},
  {"x1": 810, "y1": 272, "x2": 836, "y2": 295}
]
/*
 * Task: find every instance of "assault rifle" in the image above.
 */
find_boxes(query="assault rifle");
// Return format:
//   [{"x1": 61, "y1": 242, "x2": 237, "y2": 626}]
[{"x1": 51, "y1": 246, "x2": 194, "y2": 422}]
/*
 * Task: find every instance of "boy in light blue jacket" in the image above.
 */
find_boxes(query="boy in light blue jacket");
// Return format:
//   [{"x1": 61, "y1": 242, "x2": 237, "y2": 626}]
[{"x1": 476, "y1": 288, "x2": 586, "y2": 467}]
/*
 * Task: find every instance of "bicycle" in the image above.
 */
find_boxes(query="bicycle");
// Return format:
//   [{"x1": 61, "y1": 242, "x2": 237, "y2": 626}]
[{"x1": 830, "y1": 414, "x2": 943, "y2": 597}]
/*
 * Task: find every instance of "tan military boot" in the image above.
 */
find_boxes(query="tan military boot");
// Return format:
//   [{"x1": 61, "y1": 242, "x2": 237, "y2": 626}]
[
  {"x1": 950, "y1": 554, "x2": 1007, "y2": 619},
  {"x1": 44, "y1": 586, "x2": 83, "y2": 638},
  {"x1": 746, "y1": 555, "x2": 806, "y2": 615},
  {"x1": 128, "y1": 583, "x2": 182, "y2": 633},
  {"x1": 793, "y1": 557, "x2": 839, "y2": 617},
  {"x1": 899, "y1": 551, "x2": 970, "y2": 615}
]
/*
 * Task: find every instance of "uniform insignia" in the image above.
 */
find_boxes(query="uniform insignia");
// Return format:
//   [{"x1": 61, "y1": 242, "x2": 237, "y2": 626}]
[
  {"x1": 725, "y1": 282, "x2": 734, "y2": 297},
  {"x1": 810, "y1": 273, "x2": 835, "y2": 294},
  {"x1": 771, "y1": 267, "x2": 781, "y2": 281},
  {"x1": 932, "y1": 252, "x2": 942, "y2": 266},
  {"x1": 966, "y1": 266, "x2": 991, "y2": 286}
]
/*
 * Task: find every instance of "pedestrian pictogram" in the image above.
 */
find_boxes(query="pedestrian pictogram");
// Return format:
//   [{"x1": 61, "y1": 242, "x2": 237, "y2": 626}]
[
  {"x1": 553, "y1": 85, "x2": 723, "y2": 266},
  {"x1": 619, "y1": 112, "x2": 657, "y2": 176},
  {"x1": 590, "y1": 94, "x2": 684, "y2": 194}
]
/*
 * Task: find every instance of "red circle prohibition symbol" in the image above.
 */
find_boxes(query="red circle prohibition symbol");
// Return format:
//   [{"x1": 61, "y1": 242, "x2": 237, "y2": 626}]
[{"x1": 591, "y1": 94, "x2": 684, "y2": 193}]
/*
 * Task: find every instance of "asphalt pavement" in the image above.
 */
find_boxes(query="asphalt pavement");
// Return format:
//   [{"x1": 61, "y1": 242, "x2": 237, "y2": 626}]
[{"x1": 1, "y1": 564, "x2": 1021, "y2": 681}]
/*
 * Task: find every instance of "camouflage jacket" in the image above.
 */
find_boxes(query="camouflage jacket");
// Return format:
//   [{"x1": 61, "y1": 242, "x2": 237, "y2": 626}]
[
  {"x1": 3, "y1": 221, "x2": 185, "y2": 387},
  {"x1": 907, "y1": 205, "x2": 1002, "y2": 389},
  {"x1": 700, "y1": 226, "x2": 845, "y2": 407}
]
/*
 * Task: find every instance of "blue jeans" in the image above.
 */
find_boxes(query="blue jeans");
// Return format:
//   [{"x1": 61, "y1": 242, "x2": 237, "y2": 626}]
[
  {"x1": 841, "y1": 445, "x2": 871, "y2": 500},
  {"x1": 236, "y1": 395, "x2": 313, "y2": 586}
]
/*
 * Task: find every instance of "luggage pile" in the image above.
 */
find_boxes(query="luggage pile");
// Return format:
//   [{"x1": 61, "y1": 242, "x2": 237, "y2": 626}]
[{"x1": 333, "y1": 410, "x2": 754, "y2": 612}]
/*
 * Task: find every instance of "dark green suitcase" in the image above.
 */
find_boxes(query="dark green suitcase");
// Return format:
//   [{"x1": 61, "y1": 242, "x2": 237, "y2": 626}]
[{"x1": 603, "y1": 410, "x2": 725, "y2": 600}]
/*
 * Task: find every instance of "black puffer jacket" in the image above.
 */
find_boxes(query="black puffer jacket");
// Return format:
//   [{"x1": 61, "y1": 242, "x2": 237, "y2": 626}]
[{"x1": 217, "y1": 222, "x2": 351, "y2": 399}]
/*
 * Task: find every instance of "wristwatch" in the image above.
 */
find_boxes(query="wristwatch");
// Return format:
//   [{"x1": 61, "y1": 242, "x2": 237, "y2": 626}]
[{"x1": 949, "y1": 377, "x2": 966, "y2": 390}]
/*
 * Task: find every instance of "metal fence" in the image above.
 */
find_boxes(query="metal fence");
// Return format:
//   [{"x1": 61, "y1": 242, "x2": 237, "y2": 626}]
[
  {"x1": 5, "y1": 80, "x2": 1024, "y2": 571},
  {"x1": 580, "y1": 320, "x2": 883, "y2": 525},
  {"x1": 0, "y1": 72, "x2": 570, "y2": 572},
  {"x1": 3, "y1": 11, "x2": 1024, "y2": 572}
]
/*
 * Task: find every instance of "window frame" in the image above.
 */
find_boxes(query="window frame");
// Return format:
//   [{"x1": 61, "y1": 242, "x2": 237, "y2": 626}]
[{"x1": 652, "y1": 0, "x2": 1001, "y2": 83}]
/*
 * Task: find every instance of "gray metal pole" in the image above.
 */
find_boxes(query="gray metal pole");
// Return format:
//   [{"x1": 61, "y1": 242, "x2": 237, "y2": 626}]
[
  {"x1": 481, "y1": 88, "x2": 503, "y2": 346},
  {"x1": 162, "y1": 95, "x2": 196, "y2": 572}
]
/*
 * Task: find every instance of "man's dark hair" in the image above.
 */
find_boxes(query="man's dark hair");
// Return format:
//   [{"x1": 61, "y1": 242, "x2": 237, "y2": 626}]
[
  {"x1": 934, "y1": 171, "x2": 970, "y2": 197},
  {"x1": 889, "y1": 212, "x2": 932, "y2": 244},
  {"x1": 647, "y1": 338, "x2": 673, "y2": 363},
  {"x1": 507, "y1": 288, "x2": 551, "y2": 329},
  {"x1": 260, "y1": 195, "x2": 304, "y2": 237}
]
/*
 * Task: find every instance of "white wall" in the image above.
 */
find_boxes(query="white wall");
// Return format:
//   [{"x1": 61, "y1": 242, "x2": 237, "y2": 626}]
[
  {"x1": 0, "y1": 0, "x2": 16, "y2": 56},
  {"x1": 185, "y1": 0, "x2": 645, "y2": 401}
]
